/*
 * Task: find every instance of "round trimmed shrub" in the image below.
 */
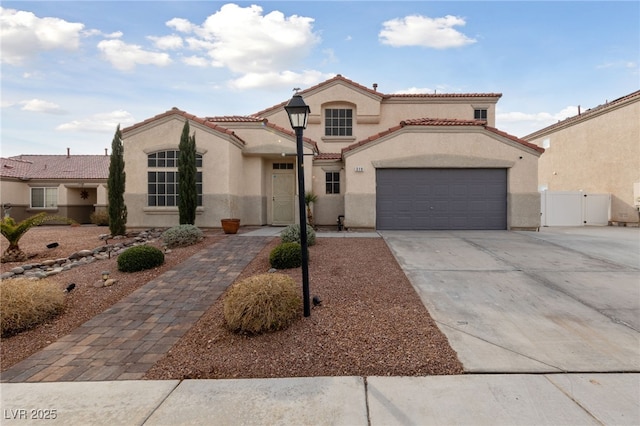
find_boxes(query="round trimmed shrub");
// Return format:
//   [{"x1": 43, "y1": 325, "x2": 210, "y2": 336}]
[
  {"x1": 223, "y1": 273, "x2": 301, "y2": 334},
  {"x1": 269, "y1": 242, "x2": 304, "y2": 269},
  {"x1": 1, "y1": 278, "x2": 65, "y2": 337},
  {"x1": 161, "y1": 224, "x2": 204, "y2": 248},
  {"x1": 280, "y1": 224, "x2": 316, "y2": 246},
  {"x1": 117, "y1": 245, "x2": 165, "y2": 272}
]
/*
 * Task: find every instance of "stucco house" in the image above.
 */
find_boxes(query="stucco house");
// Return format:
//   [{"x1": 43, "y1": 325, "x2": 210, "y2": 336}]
[
  {"x1": 0, "y1": 151, "x2": 110, "y2": 224},
  {"x1": 524, "y1": 90, "x2": 640, "y2": 225},
  {"x1": 122, "y1": 75, "x2": 543, "y2": 230}
]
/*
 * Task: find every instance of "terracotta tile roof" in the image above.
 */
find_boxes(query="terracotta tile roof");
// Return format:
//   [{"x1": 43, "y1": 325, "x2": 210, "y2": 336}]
[
  {"x1": 342, "y1": 118, "x2": 544, "y2": 155},
  {"x1": 206, "y1": 116, "x2": 320, "y2": 154},
  {"x1": 206, "y1": 115, "x2": 265, "y2": 123},
  {"x1": 314, "y1": 153, "x2": 342, "y2": 160},
  {"x1": 524, "y1": 90, "x2": 640, "y2": 139},
  {"x1": 122, "y1": 107, "x2": 245, "y2": 144},
  {"x1": 253, "y1": 74, "x2": 502, "y2": 116},
  {"x1": 1, "y1": 155, "x2": 110, "y2": 180}
]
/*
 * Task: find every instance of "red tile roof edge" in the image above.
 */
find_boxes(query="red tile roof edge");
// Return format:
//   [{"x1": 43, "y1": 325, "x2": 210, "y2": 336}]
[
  {"x1": 253, "y1": 74, "x2": 502, "y2": 116},
  {"x1": 523, "y1": 90, "x2": 640, "y2": 139},
  {"x1": 122, "y1": 107, "x2": 245, "y2": 144},
  {"x1": 342, "y1": 118, "x2": 545, "y2": 154}
]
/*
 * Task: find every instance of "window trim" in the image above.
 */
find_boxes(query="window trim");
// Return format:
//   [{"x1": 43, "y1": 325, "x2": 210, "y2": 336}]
[
  {"x1": 324, "y1": 108, "x2": 354, "y2": 137},
  {"x1": 146, "y1": 150, "x2": 203, "y2": 208},
  {"x1": 325, "y1": 171, "x2": 341, "y2": 195},
  {"x1": 30, "y1": 187, "x2": 58, "y2": 209}
]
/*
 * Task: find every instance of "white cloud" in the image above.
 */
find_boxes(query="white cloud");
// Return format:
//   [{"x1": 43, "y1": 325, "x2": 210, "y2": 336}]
[
  {"x1": 229, "y1": 70, "x2": 332, "y2": 90},
  {"x1": 379, "y1": 14, "x2": 476, "y2": 49},
  {"x1": 20, "y1": 99, "x2": 67, "y2": 114},
  {"x1": 394, "y1": 87, "x2": 435, "y2": 94},
  {"x1": 497, "y1": 106, "x2": 577, "y2": 137},
  {"x1": 97, "y1": 39, "x2": 172, "y2": 71},
  {"x1": 165, "y1": 4, "x2": 320, "y2": 88},
  {"x1": 182, "y1": 55, "x2": 210, "y2": 67},
  {"x1": 56, "y1": 110, "x2": 135, "y2": 132},
  {"x1": 166, "y1": 17, "x2": 197, "y2": 34},
  {"x1": 148, "y1": 34, "x2": 183, "y2": 50},
  {"x1": 83, "y1": 29, "x2": 122, "y2": 39},
  {"x1": 0, "y1": 7, "x2": 85, "y2": 65}
]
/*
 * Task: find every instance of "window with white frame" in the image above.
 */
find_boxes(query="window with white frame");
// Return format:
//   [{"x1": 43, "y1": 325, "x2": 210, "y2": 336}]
[
  {"x1": 31, "y1": 187, "x2": 57, "y2": 208},
  {"x1": 147, "y1": 150, "x2": 203, "y2": 207},
  {"x1": 325, "y1": 108, "x2": 353, "y2": 136}
]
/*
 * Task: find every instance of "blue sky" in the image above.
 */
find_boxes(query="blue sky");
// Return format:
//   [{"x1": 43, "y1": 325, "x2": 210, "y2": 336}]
[{"x1": 1, "y1": 1, "x2": 638, "y2": 158}]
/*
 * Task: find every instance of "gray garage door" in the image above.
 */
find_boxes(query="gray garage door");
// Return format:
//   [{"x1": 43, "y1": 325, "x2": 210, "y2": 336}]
[{"x1": 376, "y1": 168, "x2": 507, "y2": 230}]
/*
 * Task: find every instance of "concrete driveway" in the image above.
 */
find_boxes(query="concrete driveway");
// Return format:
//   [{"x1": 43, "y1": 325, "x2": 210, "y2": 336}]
[{"x1": 381, "y1": 227, "x2": 640, "y2": 373}]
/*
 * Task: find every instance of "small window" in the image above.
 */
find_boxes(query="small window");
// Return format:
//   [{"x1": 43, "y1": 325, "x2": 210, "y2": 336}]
[
  {"x1": 326, "y1": 172, "x2": 340, "y2": 194},
  {"x1": 273, "y1": 163, "x2": 294, "y2": 170},
  {"x1": 542, "y1": 138, "x2": 551, "y2": 149},
  {"x1": 474, "y1": 109, "x2": 487, "y2": 121},
  {"x1": 31, "y1": 187, "x2": 57, "y2": 208},
  {"x1": 325, "y1": 109, "x2": 353, "y2": 136}
]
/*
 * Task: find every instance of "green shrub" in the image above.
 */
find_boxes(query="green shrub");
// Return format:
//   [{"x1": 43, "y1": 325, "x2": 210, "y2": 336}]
[
  {"x1": 1, "y1": 278, "x2": 65, "y2": 337},
  {"x1": 269, "y1": 242, "x2": 306, "y2": 269},
  {"x1": 280, "y1": 224, "x2": 316, "y2": 246},
  {"x1": 223, "y1": 273, "x2": 301, "y2": 335},
  {"x1": 117, "y1": 245, "x2": 165, "y2": 272},
  {"x1": 89, "y1": 210, "x2": 109, "y2": 226},
  {"x1": 161, "y1": 224, "x2": 204, "y2": 248}
]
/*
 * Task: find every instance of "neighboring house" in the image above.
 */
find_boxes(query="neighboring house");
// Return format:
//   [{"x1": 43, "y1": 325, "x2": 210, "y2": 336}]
[
  {"x1": 0, "y1": 151, "x2": 110, "y2": 224},
  {"x1": 524, "y1": 90, "x2": 640, "y2": 225},
  {"x1": 122, "y1": 75, "x2": 543, "y2": 230}
]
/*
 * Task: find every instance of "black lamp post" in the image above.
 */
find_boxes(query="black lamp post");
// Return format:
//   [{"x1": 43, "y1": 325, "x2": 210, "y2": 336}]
[{"x1": 284, "y1": 92, "x2": 311, "y2": 317}]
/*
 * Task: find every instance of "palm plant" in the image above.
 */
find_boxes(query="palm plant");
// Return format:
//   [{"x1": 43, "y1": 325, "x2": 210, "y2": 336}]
[
  {"x1": 1, "y1": 213, "x2": 73, "y2": 263},
  {"x1": 304, "y1": 192, "x2": 318, "y2": 228}
]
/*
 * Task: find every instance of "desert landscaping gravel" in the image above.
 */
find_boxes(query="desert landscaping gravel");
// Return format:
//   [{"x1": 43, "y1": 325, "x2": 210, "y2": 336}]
[{"x1": 1, "y1": 226, "x2": 463, "y2": 377}]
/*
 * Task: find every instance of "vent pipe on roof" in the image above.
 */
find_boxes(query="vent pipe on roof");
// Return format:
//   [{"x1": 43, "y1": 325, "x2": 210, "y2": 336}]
[
  {"x1": 373, "y1": 83, "x2": 378, "y2": 92},
  {"x1": 105, "y1": 148, "x2": 108, "y2": 156},
  {"x1": 67, "y1": 147, "x2": 70, "y2": 158},
  {"x1": 578, "y1": 105, "x2": 581, "y2": 115}
]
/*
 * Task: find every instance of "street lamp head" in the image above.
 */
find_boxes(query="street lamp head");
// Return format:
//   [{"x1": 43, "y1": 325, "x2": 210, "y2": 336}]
[{"x1": 285, "y1": 93, "x2": 311, "y2": 130}]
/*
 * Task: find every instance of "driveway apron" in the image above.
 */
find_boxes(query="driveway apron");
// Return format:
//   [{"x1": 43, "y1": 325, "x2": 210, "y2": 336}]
[{"x1": 381, "y1": 229, "x2": 640, "y2": 373}]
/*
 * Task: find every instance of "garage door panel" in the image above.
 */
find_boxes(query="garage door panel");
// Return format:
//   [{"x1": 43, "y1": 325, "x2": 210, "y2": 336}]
[{"x1": 376, "y1": 168, "x2": 506, "y2": 230}]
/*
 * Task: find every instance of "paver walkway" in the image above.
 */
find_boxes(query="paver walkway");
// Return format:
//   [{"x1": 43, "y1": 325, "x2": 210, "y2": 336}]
[{"x1": 1, "y1": 236, "x2": 270, "y2": 383}]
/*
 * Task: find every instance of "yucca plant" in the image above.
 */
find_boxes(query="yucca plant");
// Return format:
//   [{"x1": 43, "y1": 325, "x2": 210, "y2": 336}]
[
  {"x1": 304, "y1": 192, "x2": 318, "y2": 227},
  {"x1": 0, "y1": 213, "x2": 74, "y2": 263}
]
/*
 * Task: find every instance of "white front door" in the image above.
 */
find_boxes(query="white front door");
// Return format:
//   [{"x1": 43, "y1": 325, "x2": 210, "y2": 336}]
[{"x1": 272, "y1": 163, "x2": 295, "y2": 225}]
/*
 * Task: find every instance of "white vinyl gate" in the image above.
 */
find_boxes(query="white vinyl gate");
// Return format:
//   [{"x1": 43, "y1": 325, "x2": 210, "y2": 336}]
[{"x1": 540, "y1": 191, "x2": 610, "y2": 226}]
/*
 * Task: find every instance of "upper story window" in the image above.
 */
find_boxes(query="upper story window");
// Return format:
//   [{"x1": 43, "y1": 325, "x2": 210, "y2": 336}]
[
  {"x1": 31, "y1": 187, "x2": 57, "y2": 208},
  {"x1": 325, "y1": 108, "x2": 353, "y2": 137},
  {"x1": 147, "y1": 150, "x2": 203, "y2": 207},
  {"x1": 474, "y1": 108, "x2": 488, "y2": 121}
]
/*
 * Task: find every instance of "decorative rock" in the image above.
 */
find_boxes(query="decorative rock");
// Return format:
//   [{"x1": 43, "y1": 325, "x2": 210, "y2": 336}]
[
  {"x1": 2, "y1": 228, "x2": 163, "y2": 281},
  {"x1": 268, "y1": 268, "x2": 277, "y2": 273},
  {"x1": 103, "y1": 278, "x2": 116, "y2": 287},
  {"x1": 93, "y1": 280, "x2": 105, "y2": 288},
  {"x1": 45, "y1": 267, "x2": 64, "y2": 276}
]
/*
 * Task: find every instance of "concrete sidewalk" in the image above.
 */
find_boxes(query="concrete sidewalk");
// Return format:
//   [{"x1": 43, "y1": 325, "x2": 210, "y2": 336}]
[{"x1": 2, "y1": 373, "x2": 638, "y2": 425}]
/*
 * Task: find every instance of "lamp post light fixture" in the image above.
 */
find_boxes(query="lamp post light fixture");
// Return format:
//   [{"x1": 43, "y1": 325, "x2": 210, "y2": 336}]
[{"x1": 285, "y1": 92, "x2": 312, "y2": 317}]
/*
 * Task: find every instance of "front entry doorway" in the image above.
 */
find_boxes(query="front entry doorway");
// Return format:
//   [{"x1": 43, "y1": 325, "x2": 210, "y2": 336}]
[{"x1": 272, "y1": 163, "x2": 295, "y2": 225}]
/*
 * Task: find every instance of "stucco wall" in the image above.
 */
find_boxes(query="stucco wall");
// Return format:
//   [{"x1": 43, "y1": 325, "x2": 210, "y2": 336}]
[
  {"x1": 529, "y1": 96, "x2": 639, "y2": 223},
  {"x1": 342, "y1": 127, "x2": 541, "y2": 229},
  {"x1": 123, "y1": 116, "x2": 247, "y2": 228}
]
